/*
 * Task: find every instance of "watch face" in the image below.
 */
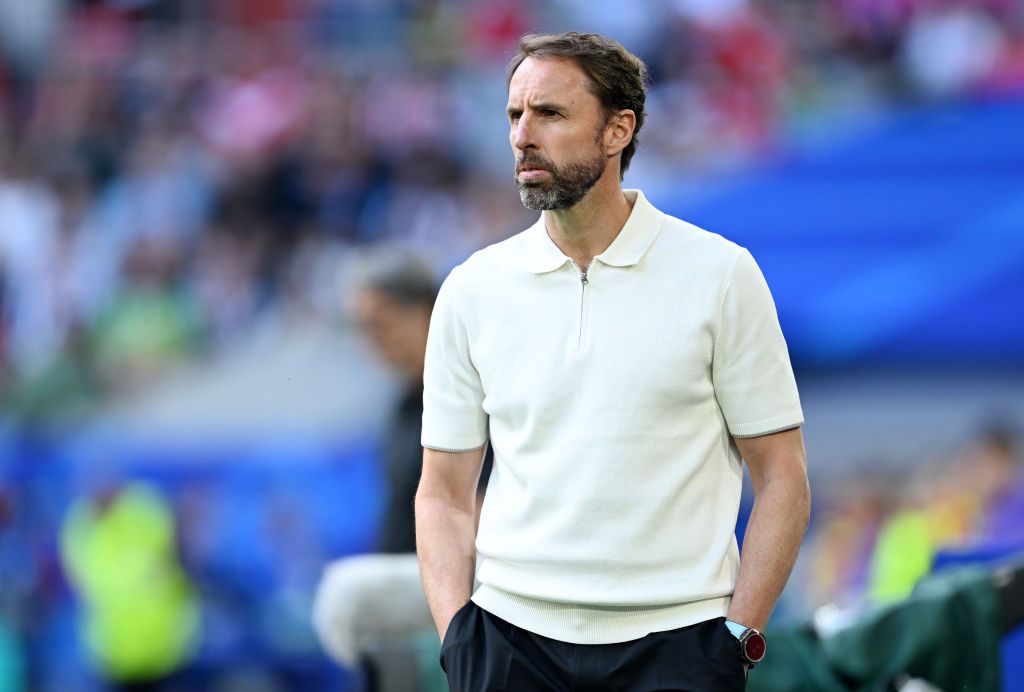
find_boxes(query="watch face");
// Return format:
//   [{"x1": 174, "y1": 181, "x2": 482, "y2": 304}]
[{"x1": 744, "y1": 632, "x2": 767, "y2": 662}]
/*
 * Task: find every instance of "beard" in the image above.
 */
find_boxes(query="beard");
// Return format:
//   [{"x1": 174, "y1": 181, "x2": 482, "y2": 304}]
[{"x1": 515, "y1": 148, "x2": 607, "y2": 211}]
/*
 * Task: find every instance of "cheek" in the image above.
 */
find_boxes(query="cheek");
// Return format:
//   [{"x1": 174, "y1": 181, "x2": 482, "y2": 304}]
[
  {"x1": 376, "y1": 334, "x2": 405, "y2": 365},
  {"x1": 564, "y1": 124, "x2": 602, "y2": 150}
]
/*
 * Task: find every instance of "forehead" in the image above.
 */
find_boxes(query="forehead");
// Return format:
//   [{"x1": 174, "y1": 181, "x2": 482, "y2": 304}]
[
  {"x1": 507, "y1": 56, "x2": 595, "y2": 106},
  {"x1": 353, "y1": 288, "x2": 398, "y2": 317}
]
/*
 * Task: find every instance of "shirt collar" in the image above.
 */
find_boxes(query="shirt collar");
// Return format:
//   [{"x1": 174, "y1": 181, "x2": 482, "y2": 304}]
[{"x1": 524, "y1": 189, "x2": 664, "y2": 274}]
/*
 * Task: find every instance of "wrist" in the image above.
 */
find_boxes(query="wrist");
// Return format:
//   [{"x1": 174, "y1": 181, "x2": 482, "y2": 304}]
[
  {"x1": 724, "y1": 620, "x2": 748, "y2": 638},
  {"x1": 723, "y1": 619, "x2": 767, "y2": 668}
]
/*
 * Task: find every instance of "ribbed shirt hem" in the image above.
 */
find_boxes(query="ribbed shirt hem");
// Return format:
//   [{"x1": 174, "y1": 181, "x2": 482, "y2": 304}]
[{"x1": 471, "y1": 585, "x2": 731, "y2": 645}]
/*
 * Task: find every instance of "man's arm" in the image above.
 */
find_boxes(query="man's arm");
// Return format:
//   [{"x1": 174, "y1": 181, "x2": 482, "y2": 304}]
[
  {"x1": 727, "y1": 427, "x2": 811, "y2": 631},
  {"x1": 415, "y1": 444, "x2": 487, "y2": 642}
]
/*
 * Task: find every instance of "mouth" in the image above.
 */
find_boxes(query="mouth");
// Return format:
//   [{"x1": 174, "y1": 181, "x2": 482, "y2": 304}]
[{"x1": 517, "y1": 164, "x2": 550, "y2": 182}]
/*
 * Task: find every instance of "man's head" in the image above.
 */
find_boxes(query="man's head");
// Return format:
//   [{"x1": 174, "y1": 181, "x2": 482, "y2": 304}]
[
  {"x1": 505, "y1": 32, "x2": 649, "y2": 210},
  {"x1": 969, "y1": 420, "x2": 1020, "y2": 500},
  {"x1": 350, "y1": 251, "x2": 437, "y2": 382}
]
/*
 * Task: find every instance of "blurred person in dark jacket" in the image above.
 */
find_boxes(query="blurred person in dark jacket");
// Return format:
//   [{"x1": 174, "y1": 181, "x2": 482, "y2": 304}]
[
  {"x1": 351, "y1": 251, "x2": 440, "y2": 554},
  {"x1": 313, "y1": 249, "x2": 490, "y2": 691}
]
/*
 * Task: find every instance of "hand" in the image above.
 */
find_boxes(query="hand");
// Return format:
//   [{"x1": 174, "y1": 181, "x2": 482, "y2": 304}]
[{"x1": 438, "y1": 602, "x2": 468, "y2": 643}]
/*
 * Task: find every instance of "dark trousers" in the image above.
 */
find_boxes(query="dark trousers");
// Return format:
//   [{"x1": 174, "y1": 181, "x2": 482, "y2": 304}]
[{"x1": 440, "y1": 601, "x2": 746, "y2": 691}]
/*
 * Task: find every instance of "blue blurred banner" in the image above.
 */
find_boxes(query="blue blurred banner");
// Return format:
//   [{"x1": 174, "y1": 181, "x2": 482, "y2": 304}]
[{"x1": 664, "y1": 99, "x2": 1024, "y2": 367}]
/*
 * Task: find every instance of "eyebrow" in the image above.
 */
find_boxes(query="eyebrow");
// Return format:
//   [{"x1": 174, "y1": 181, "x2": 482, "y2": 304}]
[{"x1": 506, "y1": 102, "x2": 566, "y2": 117}]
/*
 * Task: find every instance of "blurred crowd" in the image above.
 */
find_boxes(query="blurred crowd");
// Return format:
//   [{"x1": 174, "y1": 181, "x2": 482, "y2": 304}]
[
  {"x1": 2, "y1": 0, "x2": 1024, "y2": 423},
  {"x1": 791, "y1": 423, "x2": 1024, "y2": 622}
]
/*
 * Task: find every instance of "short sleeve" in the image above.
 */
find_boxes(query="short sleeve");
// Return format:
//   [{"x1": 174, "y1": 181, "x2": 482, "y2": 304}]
[
  {"x1": 421, "y1": 267, "x2": 489, "y2": 451},
  {"x1": 712, "y1": 250, "x2": 803, "y2": 438}
]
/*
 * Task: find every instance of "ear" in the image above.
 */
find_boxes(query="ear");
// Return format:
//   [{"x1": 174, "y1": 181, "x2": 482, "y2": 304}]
[{"x1": 603, "y1": 109, "x2": 636, "y2": 157}]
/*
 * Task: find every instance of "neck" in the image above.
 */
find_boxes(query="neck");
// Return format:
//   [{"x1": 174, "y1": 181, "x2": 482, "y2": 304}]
[{"x1": 542, "y1": 173, "x2": 633, "y2": 272}]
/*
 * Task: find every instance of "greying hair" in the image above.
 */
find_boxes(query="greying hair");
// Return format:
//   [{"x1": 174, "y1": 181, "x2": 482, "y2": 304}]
[
  {"x1": 355, "y1": 248, "x2": 438, "y2": 309},
  {"x1": 506, "y1": 32, "x2": 650, "y2": 178}
]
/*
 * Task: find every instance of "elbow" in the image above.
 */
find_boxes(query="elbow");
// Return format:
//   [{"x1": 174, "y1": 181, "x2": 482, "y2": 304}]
[
  {"x1": 762, "y1": 466, "x2": 811, "y2": 528},
  {"x1": 413, "y1": 483, "x2": 434, "y2": 518},
  {"x1": 801, "y1": 475, "x2": 812, "y2": 528},
  {"x1": 791, "y1": 470, "x2": 812, "y2": 535}
]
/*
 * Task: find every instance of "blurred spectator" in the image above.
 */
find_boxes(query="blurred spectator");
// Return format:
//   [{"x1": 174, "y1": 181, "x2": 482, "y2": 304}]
[
  {"x1": 900, "y1": 1, "x2": 1006, "y2": 96},
  {"x1": 868, "y1": 423, "x2": 1022, "y2": 603},
  {"x1": 349, "y1": 249, "x2": 439, "y2": 554},
  {"x1": 348, "y1": 248, "x2": 492, "y2": 550},
  {"x1": 867, "y1": 470, "x2": 963, "y2": 604},
  {"x1": 314, "y1": 249, "x2": 490, "y2": 691},
  {"x1": 0, "y1": 0, "x2": 63, "y2": 74},
  {"x1": 971, "y1": 421, "x2": 1024, "y2": 545},
  {"x1": 59, "y1": 479, "x2": 199, "y2": 691},
  {"x1": 799, "y1": 466, "x2": 896, "y2": 611},
  {"x1": 189, "y1": 228, "x2": 268, "y2": 348},
  {"x1": 0, "y1": 145, "x2": 63, "y2": 379},
  {"x1": 89, "y1": 236, "x2": 200, "y2": 393}
]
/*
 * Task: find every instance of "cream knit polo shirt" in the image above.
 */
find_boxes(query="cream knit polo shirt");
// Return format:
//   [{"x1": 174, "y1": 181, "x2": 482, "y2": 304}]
[{"x1": 421, "y1": 190, "x2": 803, "y2": 644}]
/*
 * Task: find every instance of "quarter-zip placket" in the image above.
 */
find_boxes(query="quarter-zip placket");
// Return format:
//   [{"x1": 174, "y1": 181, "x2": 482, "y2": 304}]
[{"x1": 570, "y1": 261, "x2": 589, "y2": 352}]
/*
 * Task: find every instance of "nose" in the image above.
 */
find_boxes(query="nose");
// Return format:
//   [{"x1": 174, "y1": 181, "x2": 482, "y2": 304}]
[{"x1": 512, "y1": 113, "x2": 536, "y2": 152}]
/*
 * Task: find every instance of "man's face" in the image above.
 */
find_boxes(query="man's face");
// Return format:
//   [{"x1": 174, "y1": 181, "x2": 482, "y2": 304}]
[
  {"x1": 352, "y1": 288, "x2": 429, "y2": 380},
  {"x1": 507, "y1": 57, "x2": 610, "y2": 210}
]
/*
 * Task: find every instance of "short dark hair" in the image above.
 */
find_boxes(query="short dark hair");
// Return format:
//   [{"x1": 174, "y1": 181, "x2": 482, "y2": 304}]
[
  {"x1": 506, "y1": 32, "x2": 650, "y2": 178},
  {"x1": 977, "y1": 419, "x2": 1019, "y2": 459},
  {"x1": 356, "y1": 248, "x2": 437, "y2": 310}
]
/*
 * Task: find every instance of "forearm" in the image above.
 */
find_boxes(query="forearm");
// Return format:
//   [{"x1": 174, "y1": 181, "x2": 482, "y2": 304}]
[
  {"x1": 727, "y1": 471, "x2": 811, "y2": 631},
  {"x1": 415, "y1": 493, "x2": 478, "y2": 640}
]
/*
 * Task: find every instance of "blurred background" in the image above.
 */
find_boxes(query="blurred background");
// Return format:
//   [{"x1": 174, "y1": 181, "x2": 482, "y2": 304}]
[{"x1": 1, "y1": 0, "x2": 1023, "y2": 690}]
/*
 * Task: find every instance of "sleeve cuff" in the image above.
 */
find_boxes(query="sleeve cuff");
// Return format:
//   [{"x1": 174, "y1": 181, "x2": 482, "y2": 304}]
[
  {"x1": 421, "y1": 434, "x2": 488, "y2": 453},
  {"x1": 728, "y1": 412, "x2": 804, "y2": 439}
]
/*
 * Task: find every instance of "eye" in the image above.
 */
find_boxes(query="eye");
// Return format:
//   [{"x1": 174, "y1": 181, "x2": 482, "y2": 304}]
[
  {"x1": 507, "y1": 111, "x2": 522, "y2": 123},
  {"x1": 541, "y1": 109, "x2": 559, "y2": 117}
]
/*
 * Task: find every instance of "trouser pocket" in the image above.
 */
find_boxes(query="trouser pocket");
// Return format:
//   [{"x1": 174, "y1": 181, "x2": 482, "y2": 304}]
[{"x1": 439, "y1": 600, "x2": 476, "y2": 672}]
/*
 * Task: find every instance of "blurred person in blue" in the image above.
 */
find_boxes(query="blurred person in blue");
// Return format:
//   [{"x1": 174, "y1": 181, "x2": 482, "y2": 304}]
[
  {"x1": 970, "y1": 421, "x2": 1024, "y2": 545},
  {"x1": 313, "y1": 250, "x2": 490, "y2": 691},
  {"x1": 59, "y1": 477, "x2": 199, "y2": 692},
  {"x1": 416, "y1": 32, "x2": 810, "y2": 691}
]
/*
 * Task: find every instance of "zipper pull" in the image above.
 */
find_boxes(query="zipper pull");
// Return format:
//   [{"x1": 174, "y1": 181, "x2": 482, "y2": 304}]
[{"x1": 580, "y1": 271, "x2": 588, "y2": 286}]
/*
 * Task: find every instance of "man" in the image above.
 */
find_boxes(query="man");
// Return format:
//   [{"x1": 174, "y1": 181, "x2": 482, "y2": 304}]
[
  {"x1": 351, "y1": 252, "x2": 446, "y2": 555},
  {"x1": 313, "y1": 251, "x2": 489, "y2": 691},
  {"x1": 416, "y1": 32, "x2": 810, "y2": 691}
]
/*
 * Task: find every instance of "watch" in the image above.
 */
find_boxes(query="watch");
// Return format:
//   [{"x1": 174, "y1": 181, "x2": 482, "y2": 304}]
[{"x1": 724, "y1": 620, "x2": 767, "y2": 668}]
